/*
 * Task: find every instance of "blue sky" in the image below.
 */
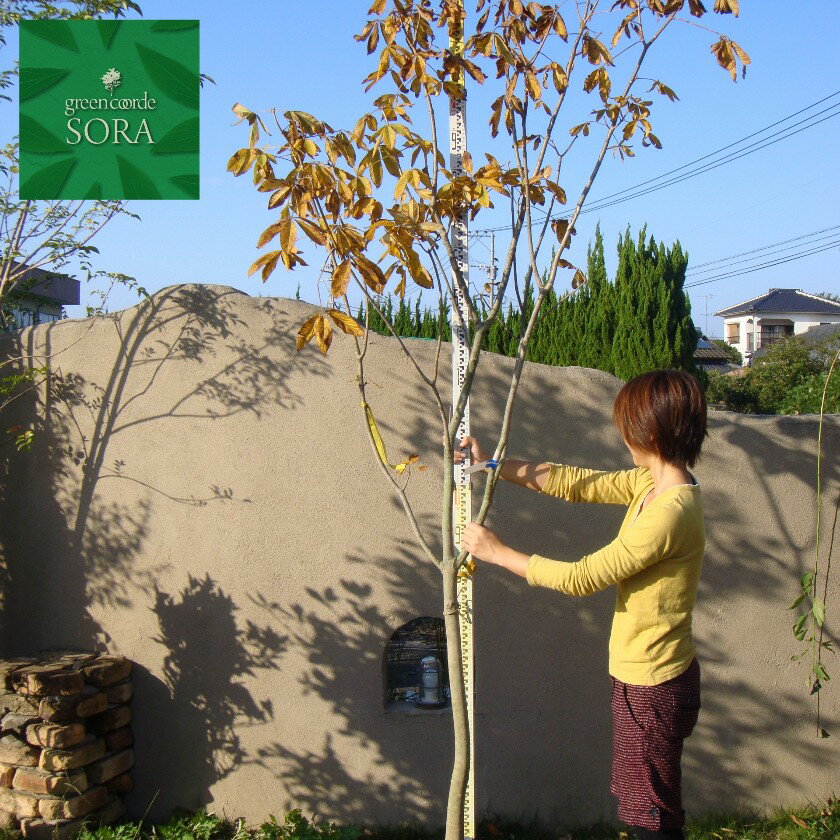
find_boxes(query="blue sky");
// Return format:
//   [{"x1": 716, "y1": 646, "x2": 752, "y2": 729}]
[{"x1": 4, "y1": 1, "x2": 839, "y2": 338}]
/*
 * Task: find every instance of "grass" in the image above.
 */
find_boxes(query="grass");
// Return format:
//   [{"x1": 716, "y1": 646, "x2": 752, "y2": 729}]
[{"x1": 13, "y1": 798, "x2": 833, "y2": 840}]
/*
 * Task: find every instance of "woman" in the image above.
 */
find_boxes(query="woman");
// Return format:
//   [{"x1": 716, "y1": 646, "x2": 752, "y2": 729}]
[{"x1": 456, "y1": 369, "x2": 707, "y2": 840}]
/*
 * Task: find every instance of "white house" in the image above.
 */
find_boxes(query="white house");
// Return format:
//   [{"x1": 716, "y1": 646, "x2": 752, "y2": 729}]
[{"x1": 715, "y1": 288, "x2": 840, "y2": 365}]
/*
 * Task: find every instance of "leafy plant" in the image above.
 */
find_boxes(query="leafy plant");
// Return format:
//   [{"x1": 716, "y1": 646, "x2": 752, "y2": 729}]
[
  {"x1": 255, "y1": 811, "x2": 361, "y2": 840},
  {"x1": 711, "y1": 338, "x2": 741, "y2": 365},
  {"x1": 706, "y1": 334, "x2": 840, "y2": 415},
  {"x1": 788, "y1": 345, "x2": 839, "y2": 737}
]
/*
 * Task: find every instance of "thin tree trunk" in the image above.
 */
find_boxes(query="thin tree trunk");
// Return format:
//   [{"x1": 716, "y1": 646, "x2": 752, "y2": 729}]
[{"x1": 442, "y1": 563, "x2": 468, "y2": 840}]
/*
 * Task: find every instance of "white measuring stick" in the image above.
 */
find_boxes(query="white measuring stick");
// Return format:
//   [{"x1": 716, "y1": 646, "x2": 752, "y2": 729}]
[{"x1": 449, "y1": 16, "x2": 476, "y2": 840}]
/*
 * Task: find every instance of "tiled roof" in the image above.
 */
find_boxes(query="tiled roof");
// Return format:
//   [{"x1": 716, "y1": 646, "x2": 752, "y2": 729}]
[
  {"x1": 694, "y1": 336, "x2": 731, "y2": 361},
  {"x1": 714, "y1": 289, "x2": 840, "y2": 317},
  {"x1": 695, "y1": 346, "x2": 731, "y2": 360}
]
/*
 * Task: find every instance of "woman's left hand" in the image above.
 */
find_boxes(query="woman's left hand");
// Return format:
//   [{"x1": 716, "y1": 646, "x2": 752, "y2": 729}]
[{"x1": 461, "y1": 521, "x2": 505, "y2": 565}]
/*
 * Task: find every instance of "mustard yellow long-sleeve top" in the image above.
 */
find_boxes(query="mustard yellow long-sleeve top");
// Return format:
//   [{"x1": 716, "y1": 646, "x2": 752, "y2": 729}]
[{"x1": 525, "y1": 463, "x2": 704, "y2": 686}]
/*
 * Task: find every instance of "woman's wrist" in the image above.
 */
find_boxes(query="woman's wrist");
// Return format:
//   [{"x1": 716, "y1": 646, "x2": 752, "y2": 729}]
[{"x1": 492, "y1": 543, "x2": 531, "y2": 579}]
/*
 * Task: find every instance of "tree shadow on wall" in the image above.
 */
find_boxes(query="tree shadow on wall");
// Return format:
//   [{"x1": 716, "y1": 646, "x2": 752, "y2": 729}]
[
  {"x1": 130, "y1": 572, "x2": 289, "y2": 819},
  {"x1": 239, "y1": 348, "x2": 840, "y2": 827},
  {"x1": 0, "y1": 284, "x2": 327, "y2": 654},
  {"x1": 249, "y1": 532, "x2": 447, "y2": 825}
]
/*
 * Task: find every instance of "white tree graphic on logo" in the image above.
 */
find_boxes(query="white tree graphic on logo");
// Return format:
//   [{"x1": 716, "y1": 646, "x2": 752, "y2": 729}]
[{"x1": 101, "y1": 68, "x2": 121, "y2": 93}]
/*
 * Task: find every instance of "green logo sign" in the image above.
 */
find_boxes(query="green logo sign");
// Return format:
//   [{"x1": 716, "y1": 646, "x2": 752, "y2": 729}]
[{"x1": 19, "y1": 20, "x2": 199, "y2": 200}]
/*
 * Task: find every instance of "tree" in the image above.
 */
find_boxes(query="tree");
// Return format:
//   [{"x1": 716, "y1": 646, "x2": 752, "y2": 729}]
[
  {"x1": 0, "y1": 1, "x2": 217, "y2": 452},
  {"x1": 0, "y1": 1, "x2": 145, "y2": 453},
  {"x1": 611, "y1": 225, "x2": 698, "y2": 380},
  {"x1": 227, "y1": 2, "x2": 748, "y2": 836},
  {"x1": 711, "y1": 337, "x2": 741, "y2": 365}
]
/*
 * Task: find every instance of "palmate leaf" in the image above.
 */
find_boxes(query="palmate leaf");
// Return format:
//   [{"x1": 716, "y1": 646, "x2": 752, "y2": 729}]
[
  {"x1": 20, "y1": 67, "x2": 70, "y2": 101},
  {"x1": 20, "y1": 114, "x2": 67, "y2": 153},
  {"x1": 135, "y1": 43, "x2": 198, "y2": 111},
  {"x1": 116, "y1": 154, "x2": 161, "y2": 199},
  {"x1": 168, "y1": 173, "x2": 199, "y2": 198},
  {"x1": 23, "y1": 20, "x2": 79, "y2": 52},
  {"x1": 151, "y1": 20, "x2": 199, "y2": 31},
  {"x1": 98, "y1": 20, "x2": 120, "y2": 50},
  {"x1": 150, "y1": 118, "x2": 199, "y2": 154},
  {"x1": 20, "y1": 157, "x2": 76, "y2": 198}
]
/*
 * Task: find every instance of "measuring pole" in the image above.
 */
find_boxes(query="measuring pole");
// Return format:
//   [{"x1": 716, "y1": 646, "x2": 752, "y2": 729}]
[{"x1": 449, "y1": 11, "x2": 476, "y2": 840}]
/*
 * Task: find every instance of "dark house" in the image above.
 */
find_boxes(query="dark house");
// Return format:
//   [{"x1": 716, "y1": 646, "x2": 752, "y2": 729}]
[
  {"x1": 1, "y1": 259, "x2": 80, "y2": 330},
  {"x1": 694, "y1": 334, "x2": 735, "y2": 371}
]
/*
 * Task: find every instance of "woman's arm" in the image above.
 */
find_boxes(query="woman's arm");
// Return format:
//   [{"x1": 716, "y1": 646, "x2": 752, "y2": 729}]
[
  {"x1": 455, "y1": 438, "x2": 553, "y2": 491},
  {"x1": 499, "y1": 460, "x2": 554, "y2": 491},
  {"x1": 456, "y1": 437, "x2": 641, "y2": 502},
  {"x1": 460, "y1": 521, "x2": 531, "y2": 578},
  {"x1": 462, "y1": 500, "x2": 686, "y2": 594}
]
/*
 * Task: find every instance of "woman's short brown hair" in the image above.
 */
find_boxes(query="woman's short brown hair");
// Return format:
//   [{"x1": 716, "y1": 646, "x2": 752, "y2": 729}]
[{"x1": 612, "y1": 369, "x2": 708, "y2": 468}]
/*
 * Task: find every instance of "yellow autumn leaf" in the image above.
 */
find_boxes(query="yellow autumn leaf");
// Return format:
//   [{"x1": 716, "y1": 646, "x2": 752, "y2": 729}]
[
  {"x1": 256, "y1": 222, "x2": 283, "y2": 249},
  {"x1": 525, "y1": 72, "x2": 541, "y2": 101},
  {"x1": 231, "y1": 102, "x2": 256, "y2": 125},
  {"x1": 327, "y1": 308, "x2": 364, "y2": 336},
  {"x1": 314, "y1": 313, "x2": 333, "y2": 355},
  {"x1": 714, "y1": 0, "x2": 738, "y2": 15},
  {"x1": 297, "y1": 217, "x2": 327, "y2": 246},
  {"x1": 544, "y1": 182, "x2": 566, "y2": 204},
  {"x1": 295, "y1": 314, "x2": 319, "y2": 351},
  {"x1": 331, "y1": 260, "x2": 352, "y2": 297},
  {"x1": 278, "y1": 217, "x2": 297, "y2": 253},
  {"x1": 247, "y1": 250, "x2": 281, "y2": 278},
  {"x1": 731, "y1": 40, "x2": 751, "y2": 66},
  {"x1": 354, "y1": 254, "x2": 386, "y2": 292}
]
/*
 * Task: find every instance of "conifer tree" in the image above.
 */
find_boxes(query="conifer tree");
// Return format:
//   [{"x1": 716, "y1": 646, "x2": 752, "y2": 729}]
[{"x1": 610, "y1": 226, "x2": 698, "y2": 380}]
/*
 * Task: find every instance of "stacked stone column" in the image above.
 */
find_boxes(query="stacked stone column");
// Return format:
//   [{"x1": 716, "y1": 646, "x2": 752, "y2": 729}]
[{"x1": 0, "y1": 652, "x2": 133, "y2": 839}]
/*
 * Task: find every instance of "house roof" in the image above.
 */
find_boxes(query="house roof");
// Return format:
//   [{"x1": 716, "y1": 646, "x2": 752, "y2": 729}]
[
  {"x1": 714, "y1": 288, "x2": 840, "y2": 318},
  {"x1": 694, "y1": 335, "x2": 731, "y2": 361},
  {"x1": 4, "y1": 260, "x2": 80, "y2": 306}
]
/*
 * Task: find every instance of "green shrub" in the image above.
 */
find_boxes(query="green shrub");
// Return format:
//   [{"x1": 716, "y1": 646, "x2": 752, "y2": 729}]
[
  {"x1": 779, "y1": 371, "x2": 840, "y2": 415},
  {"x1": 711, "y1": 338, "x2": 742, "y2": 365},
  {"x1": 255, "y1": 811, "x2": 360, "y2": 840},
  {"x1": 706, "y1": 371, "x2": 763, "y2": 413},
  {"x1": 706, "y1": 334, "x2": 839, "y2": 414},
  {"x1": 748, "y1": 337, "x2": 822, "y2": 412}
]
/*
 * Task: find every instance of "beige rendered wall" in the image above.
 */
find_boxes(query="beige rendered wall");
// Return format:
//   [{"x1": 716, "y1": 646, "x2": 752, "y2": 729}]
[{"x1": 0, "y1": 284, "x2": 836, "y2": 829}]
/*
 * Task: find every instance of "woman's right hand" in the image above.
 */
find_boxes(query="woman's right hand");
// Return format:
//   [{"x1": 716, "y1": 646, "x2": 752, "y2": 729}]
[{"x1": 454, "y1": 435, "x2": 488, "y2": 465}]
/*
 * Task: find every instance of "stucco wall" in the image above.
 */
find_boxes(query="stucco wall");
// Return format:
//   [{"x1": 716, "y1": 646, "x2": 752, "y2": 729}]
[{"x1": 0, "y1": 284, "x2": 837, "y2": 830}]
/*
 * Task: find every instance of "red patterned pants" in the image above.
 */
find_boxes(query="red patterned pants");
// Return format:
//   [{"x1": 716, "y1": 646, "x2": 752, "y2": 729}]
[{"x1": 609, "y1": 657, "x2": 701, "y2": 832}]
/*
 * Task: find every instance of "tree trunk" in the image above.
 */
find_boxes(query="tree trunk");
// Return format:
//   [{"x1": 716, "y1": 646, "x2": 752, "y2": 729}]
[{"x1": 442, "y1": 562, "x2": 469, "y2": 840}]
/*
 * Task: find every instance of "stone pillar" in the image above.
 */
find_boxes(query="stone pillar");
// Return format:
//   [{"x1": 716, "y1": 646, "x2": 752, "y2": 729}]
[{"x1": 0, "y1": 652, "x2": 133, "y2": 840}]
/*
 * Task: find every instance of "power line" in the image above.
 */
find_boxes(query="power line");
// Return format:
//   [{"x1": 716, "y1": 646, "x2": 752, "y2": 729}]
[
  {"x1": 687, "y1": 229, "x2": 840, "y2": 278},
  {"x1": 686, "y1": 224, "x2": 840, "y2": 272},
  {"x1": 551, "y1": 95, "x2": 840, "y2": 212},
  {"x1": 684, "y1": 239, "x2": 840, "y2": 289},
  {"x1": 571, "y1": 105, "x2": 840, "y2": 217},
  {"x1": 471, "y1": 89, "x2": 840, "y2": 234}
]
